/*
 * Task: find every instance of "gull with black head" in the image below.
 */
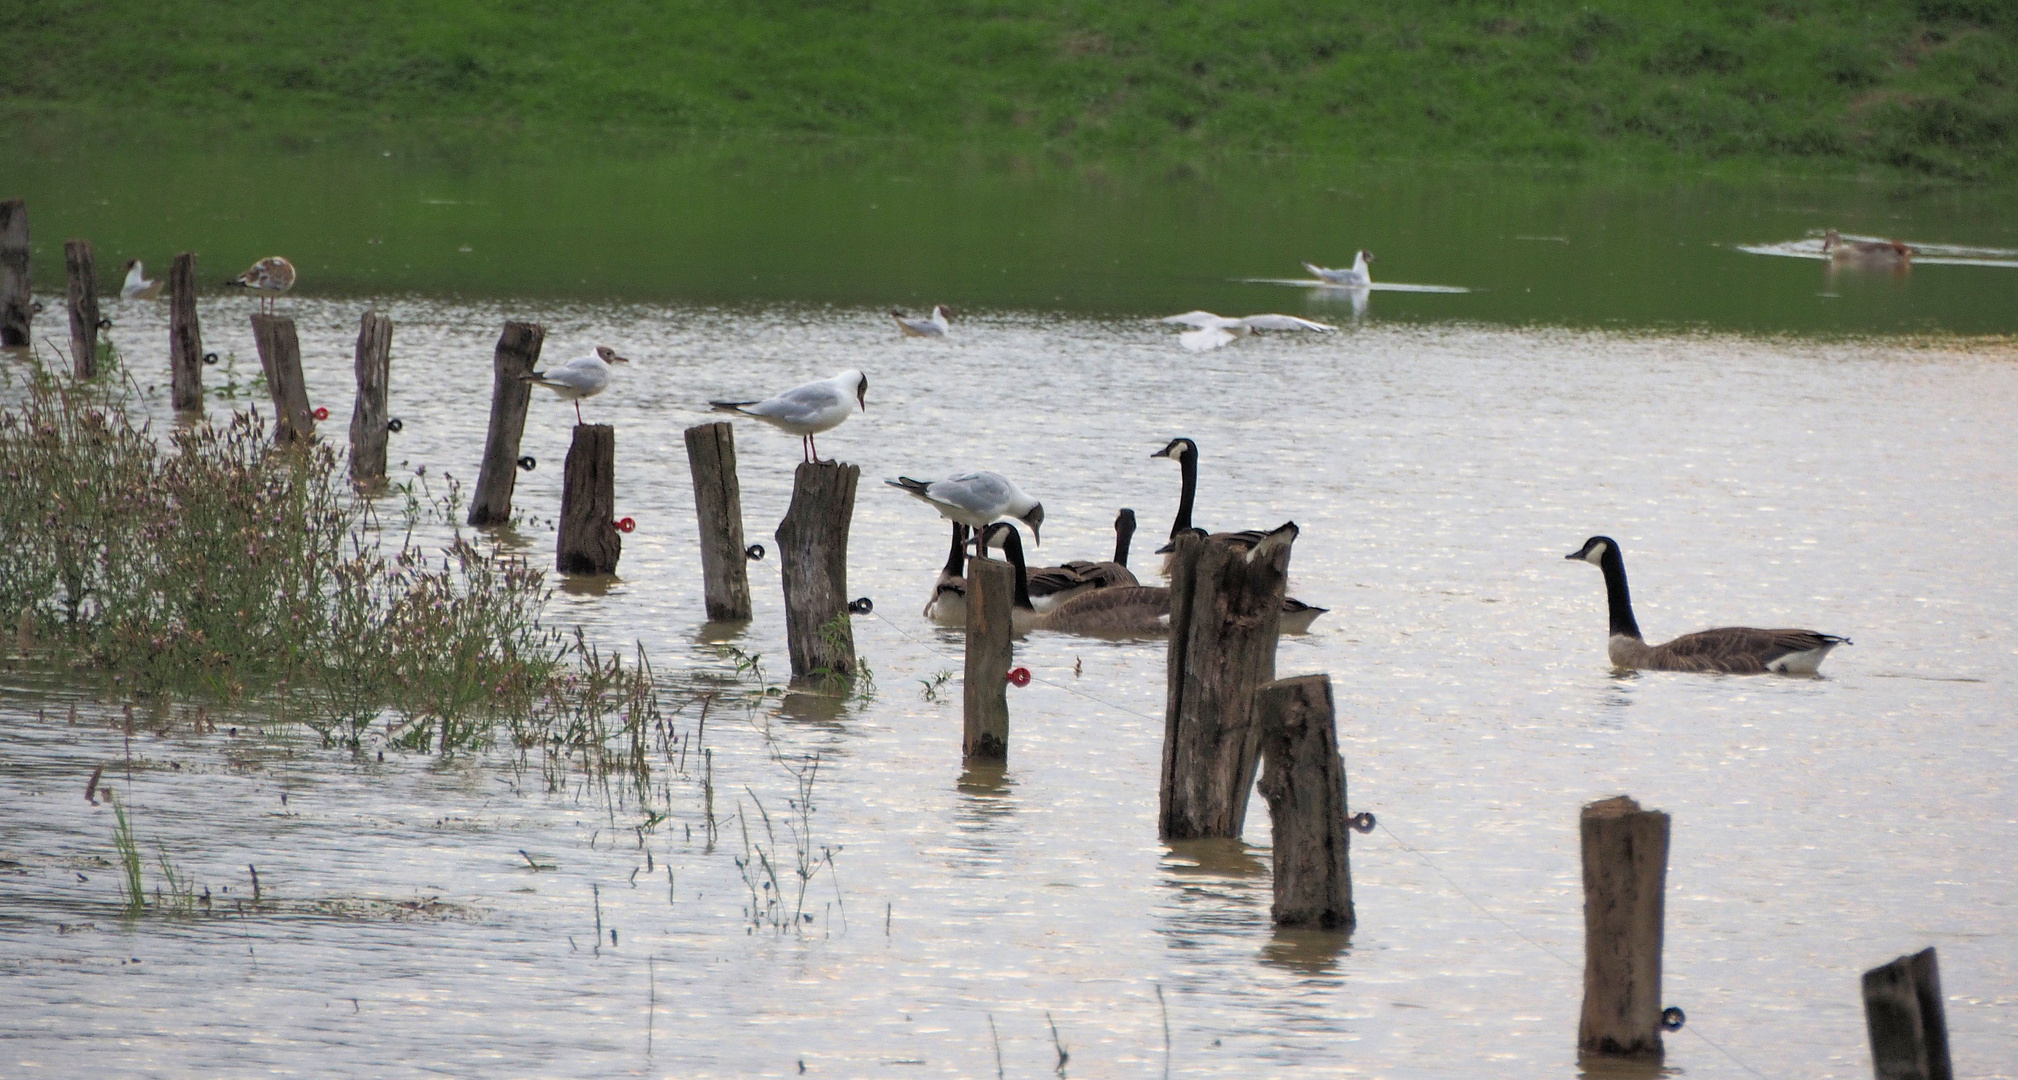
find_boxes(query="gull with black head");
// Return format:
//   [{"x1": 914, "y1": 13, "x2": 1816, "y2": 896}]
[
  {"x1": 521, "y1": 345, "x2": 630, "y2": 424},
  {"x1": 710, "y1": 370, "x2": 869, "y2": 463},
  {"x1": 887, "y1": 470, "x2": 1044, "y2": 551}
]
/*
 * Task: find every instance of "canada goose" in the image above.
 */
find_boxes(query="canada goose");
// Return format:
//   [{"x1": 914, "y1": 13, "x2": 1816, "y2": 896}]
[
  {"x1": 983, "y1": 523, "x2": 1172, "y2": 638},
  {"x1": 886, "y1": 470, "x2": 1044, "y2": 548},
  {"x1": 1161, "y1": 525, "x2": 1330, "y2": 633},
  {"x1": 1303, "y1": 251, "x2": 1374, "y2": 287},
  {"x1": 120, "y1": 259, "x2": 161, "y2": 300},
  {"x1": 1822, "y1": 229, "x2": 1913, "y2": 267},
  {"x1": 1565, "y1": 536, "x2": 1851, "y2": 675},
  {"x1": 923, "y1": 522, "x2": 969, "y2": 625},
  {"x1": 1150, "y1": 439, "x2": 1328, "y2": 630},
  {"x1": 990, "y1": 507, "x2": 1140, "y2": 613},
  {"x1": 710, "y1": 370, "x2": 869, "y2": 463},
  {"x1": 892, "y1": 305, "x2": 951, "y2": 338},
  {"x1": 520, "y1": 346, "x2": 631, "y2": 424},
  {"x1": 223, "y1": 256, "x2": 295, "y2": 314},
  {"x1": 1158, "y1": 311, "x2": 1337, "y2": 352}
]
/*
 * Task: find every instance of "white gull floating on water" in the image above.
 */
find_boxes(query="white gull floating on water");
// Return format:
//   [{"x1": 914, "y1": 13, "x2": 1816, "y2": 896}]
[
  {"x1": 891, "y1": 305, "x2": 952, "y2": 338},
  {"x1": 522, "y1": 345, "x2": 630, "y2": 424},
  {"x1": 710, "y1": 370, "x2": 869, "y2": 463},
  {"x1": 1158, "y1": 311, "x2": 1337, "y2": 352}
]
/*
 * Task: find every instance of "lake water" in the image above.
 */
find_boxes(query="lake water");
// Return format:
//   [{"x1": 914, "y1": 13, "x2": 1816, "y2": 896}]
[{"x1": 2, "y1": 146, "x2": 2016, "y2": 1078}]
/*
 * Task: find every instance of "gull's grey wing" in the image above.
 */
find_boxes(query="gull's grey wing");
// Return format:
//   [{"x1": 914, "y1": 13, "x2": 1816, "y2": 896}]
[
  {"x1": 927, "y1": 471, "x2": 1011, "y2": 515},
  {"x1": 747, "y1": 380, "x2": 842, "y2": 422},
  {"x1": 1161, "y1": 310, "x2": 1225, "y2": 328},
  {"x1": 1239, "y1": 314, "x2": 1336, "y2": 332}
]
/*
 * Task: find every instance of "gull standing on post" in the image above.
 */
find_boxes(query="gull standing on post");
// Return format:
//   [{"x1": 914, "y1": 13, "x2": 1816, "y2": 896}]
[
  {"x1": 121, "y1": 260, "x2": 161, "y2": 300},
  {"x1": 521, "y1": 345, "x2": 630, "y2": 424},
  {"x1": 710, "y1": 370, "x2": 869, "y2": 463},
  {"x1": 891, "y1": 305, "x2": 952, "y2": 338},
  {"x1": 223, "y1": 256, "x2": 296, "y2": 315},
  {"x1": 1159, "y1": 311, "x2": 1335, "y2": 352},
  {"x1": 886, "y1": 470, "x2": 1044, "y2": 550}
]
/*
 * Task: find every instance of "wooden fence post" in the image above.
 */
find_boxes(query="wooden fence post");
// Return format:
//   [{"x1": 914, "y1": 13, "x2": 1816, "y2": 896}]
[
  {"x1": 249, "y1": 314, "x2": 315, "y2": 444},
  {"x1": 1578, "y1": 794, "x2": 1669, "y2": 1060},
  {"x1": 348, "y1": 310, "x2": 393, "y2": 482},
  {"x1": 1863, "y1": 947, "x2": 1952, "y2": 1080},
  {"x1": 962, "y1": 554, "x2": 1014, "y2": 762},
  {"x1": 556, "y1": 424, "x2": 620, "y2": 575},
  {"x1": 775, "y1": 461, "x2": 858, "y2": 680},
  {"x1": 168, "y1": 252, "x2": 203, "y2": 411},
  {"x1": 64, "y1": 239, "x2": 100, "y2": 378},
  {"x1": 1158, "y1": 523, "x2": 1295, "y2": 840},
  {"x1": 684, "y1": 422, "x2": 752, "y2": 621},
  {"x1": 1254, "y1": 674, "x2": 1354, "y2": 930},
  {"x1": 0, "y1": 199, "x2": 29, "y2": 348},
  {"x1": 468, "y1": 321, "x2": 543, "y2": 526}
]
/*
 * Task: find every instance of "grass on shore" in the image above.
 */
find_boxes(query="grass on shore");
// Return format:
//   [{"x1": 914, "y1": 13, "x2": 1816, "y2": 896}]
[{"x1": 4, "y1": 1, "x2": 2014, "y2": 179}]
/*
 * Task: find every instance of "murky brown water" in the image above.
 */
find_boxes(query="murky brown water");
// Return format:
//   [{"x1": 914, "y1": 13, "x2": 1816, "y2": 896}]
[{"x1": 4, "y1": 296, "x2": 2015, "y2": 1077}]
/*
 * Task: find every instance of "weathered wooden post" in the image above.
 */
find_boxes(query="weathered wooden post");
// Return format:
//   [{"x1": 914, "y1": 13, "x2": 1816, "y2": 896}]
[
  {"x1": 684, "y1": 421, "x2": 751, "y2": 621},
  {"x1": 348, "y1": 311, "x2": 393, "y2": 482},
  {"x1": 1863, "y1": 947, "x2": 1952, "y2": 1080},
  {"x1": 962, "y1": 554, "x2": 1014, "y2": 762},
  {"x1": 775, "y1": 461, "x2": 857, "y2": 679},
  {"x1": 249, "y1": 314, "x2": 315, "y2": 443},
  {"x1": 1254, "y1": 674, "x2": 1354, "y2": 930},
  {"x1": 468, "y1": 321, "x2": 542, "y2": 526},
  {"x1": 556, "y1": 424, "x2": 620, "y2": 574},
  {"x1": 0, "y1": 199, "x2": 29, "y2": 348},
  {"x1": 168, "y1": 252, "x2": 204, "y2": 411},
  {"x1": 1158, "y1": 523, "x2": 1295, "y2": 840},
  {"x1": 64, "y1": 239, "x2": 101, "y2": 378},
  {"x1": 1578, "y1": 794, "x2": 1669, "y2": 1060}
]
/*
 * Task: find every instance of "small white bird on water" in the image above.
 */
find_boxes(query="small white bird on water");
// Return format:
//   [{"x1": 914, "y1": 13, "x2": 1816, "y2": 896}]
[
  {"x1": 710, "y1": 370, "x2": 869, "y2": 463},
  {"x1": 887, "y1": 470, "x2": 1045, "y2": 549},
  {"x1": 891, "y1": 305, "x2": 951, "y2": 338},
  {"x1": 121, "y1": 260, "x2": 161, "y2": 300},
  {"x1": 223, "y1": 256, "x2": 296, "y2": 315},
  {"x1": 1159, "y1": 311, "x2": 1337, "y2": 352},
  {"x1": 1304, "y1": 250, "x2": 1375, "y2": 287},
  {"x1": 521, "y1": 345, "x2": 630, "y2": 424}
]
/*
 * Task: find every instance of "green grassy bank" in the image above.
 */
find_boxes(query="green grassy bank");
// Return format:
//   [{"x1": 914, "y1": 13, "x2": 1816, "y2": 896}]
[{"x1": 5, "y1": 1, "x2": 2014, "y2": 177}]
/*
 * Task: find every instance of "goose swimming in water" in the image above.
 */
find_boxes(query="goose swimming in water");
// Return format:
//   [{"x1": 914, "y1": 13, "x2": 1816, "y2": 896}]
[
  {"x1": 1565, "y1": 535, "x2": 1850, "y2": 675},
  {"x1": 983, "y1": 523, "x2": 1172, "y2": 638},
  {"x1": 892, "y1": 305, "x2": 952, "y2": 338},
  {"x1": 711, "y1": 370, "x2": 869, "y2": 463},
  {"x1": 990, "y1": 508, "x2": 1139, "y2": 614},
  {"x1": 1303, "y1": 251, "x2": 1374, "y2": 287},
  {"x1": 120, "y1": 260, "x2": 161, "y2": 300},
  {"x1": 1823, "y1": 229, "x2": 1914, "y2": 268},
  {"x1": 887, "y1": 470, "x2": 1044, "y2": 549},
  {"x1": 1151, "y1": 437, "x2": 1327, "y2": 631},
  {"x1": 923, "y1": 522, "x2": 970, "y2": 625}
]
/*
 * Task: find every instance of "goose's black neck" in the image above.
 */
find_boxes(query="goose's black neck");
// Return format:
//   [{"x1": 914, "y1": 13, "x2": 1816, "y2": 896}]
[
  {"x1": 943, "y1": 522, "x2": 968, "y2": 577},
  {"x1": 1170, "y1": 451, "x2": 1197, "y2": 537},
  {"x1": 1598, "y1": 545, "x2": 1643, "y2": 640},
  {"x1": 1114, "y1": 510, "x2": 1136, "y2": 567},
  {"x1": 991, "y1": 525, "x2": 1035, "y2": 611}
]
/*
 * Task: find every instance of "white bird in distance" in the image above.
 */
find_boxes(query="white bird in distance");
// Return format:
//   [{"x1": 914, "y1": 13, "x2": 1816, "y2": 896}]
[{"x1": 1159, "y1": 311, "x2": 1337, "y2": 352}]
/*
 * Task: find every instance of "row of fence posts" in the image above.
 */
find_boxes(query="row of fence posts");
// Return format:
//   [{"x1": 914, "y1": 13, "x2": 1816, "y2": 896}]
[{"x1": 6, "y1": 197, "x2": 1961, "y2": 1077}]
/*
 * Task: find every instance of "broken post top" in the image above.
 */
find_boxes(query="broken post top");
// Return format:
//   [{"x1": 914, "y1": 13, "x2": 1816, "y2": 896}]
[{"x1": 1583, "y1": 795, "x2": 1666, "y2": 822}]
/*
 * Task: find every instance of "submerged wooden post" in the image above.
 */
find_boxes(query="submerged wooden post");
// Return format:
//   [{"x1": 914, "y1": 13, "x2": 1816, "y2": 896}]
[
  {"x1": 249, "y1": 314, "x2": 315, "y2": 443},
  {"x1": 1863, "y1": 948, "x2": 1952, "y2": 1080},
  {"x1": 468, "y1": 321, "x2": 543, "y2": 526},
  {"x1": 64, "y1": 239, "x2": 100, "y2": 378},
  {"x1": 962, "y1": 554, "x2": 1014, "y2": 762},
  {"x1": 168, "y1": 252, "x2": 204, "y2": 411},
  {"x1": 1159, "y1": 523, "x2": 1295, "y2": 840},
  {"x1": 775, "y1": 461, "x2": 858, "y2": 679},
  {"x1": 1578, "y1": 795, "x2": 1669, "y2": 1060},
  {"x1": 684, "y1": 422, "x2": 752, "y2": 621},
  {"x1": 0, "y1": 198, "x2": 29, "y2": 347},
  {"x1": 556, "y1": 424, "x2": 620, "y2": 575},
  {"x1": 1255, "y1": 674, "x2": 1354, "y2": 930},
  {"x1": 348, "y1": 310, "x2": 393, "y2": 482}
]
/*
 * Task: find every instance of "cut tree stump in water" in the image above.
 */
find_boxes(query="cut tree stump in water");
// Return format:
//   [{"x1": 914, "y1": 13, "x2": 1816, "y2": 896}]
[
  {"x1": 962, "y1": 554, "x2": 1014, "y2": 763},
  {"x1": 1863, "y1": 947, "x2": 1952, "y2": 1080},
  {"x1": 1578, "y1": 794, "x2": 1669, "y2": 1060},
  {"x1": 0, "y1": 199, "x2": 30, "y2": 348},
  {"x1": 1254, "y1": 673, "x2": 1354, "y2": 930},
  {"x1": 775, "y1": 460, "x2": 857, "y2": 680},
  {"x1": 169, "y1": 252, "x2": 203, "y2": 411},
  {"x1": 64, "y1": 240, "x2": 100, "y2": 378},
  {"x1": 348, "y1": 311, "x2": 393, "y2": 483},
  {"x1": 557, "y1": 423, "x2": 620, "y2": 575},
  {"x1": 468, "y1": 321, "x2": 543, "y2": 526},
  {"x1": 250, "y1": 314, "x2": 315, "y2": 444},
  {"x1": 684, "y1": 422, "x2": 752, "y2": 621},
  {"x1": 1159, "y1": 524, "x2": 1294, "y2": 840}
]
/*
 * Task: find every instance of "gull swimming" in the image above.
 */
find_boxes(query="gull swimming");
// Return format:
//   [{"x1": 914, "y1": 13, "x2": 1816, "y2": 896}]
[
  {"x1": 1159, "y1": 311, "x2": 1336, "y2": 352},
  {"x1": 892, "y1": 305, "x2": 951, "y2": 338},
  {"x1": 710, "y1": 370, "x2": 869, "y2": 463},
  {"x1": 120, "y1": 260, "x2": 161, "y2": 300},
  {"x1": 521, "y1": 345, "x2": 630, "y2": 424},
  {"x1": 1303, "y1": 251, "x2": 1375, "y2": 287},
  {"x1": 887, "y1": 470, "x2": 1044, "y2": 548},
  {"x1": 223, "y1": 256, "x2": 295, "y2": 314}
]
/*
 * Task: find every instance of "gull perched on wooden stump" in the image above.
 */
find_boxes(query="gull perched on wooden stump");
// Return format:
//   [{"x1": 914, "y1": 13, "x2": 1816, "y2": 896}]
[
  {"x1": 887, "y1": 470, "x2": 1044, "y2": 549},
  {"x1": 1159, "y1": 311, "x2": 1336, "y2": 351},
  {"x1": 223, "y1": 256, "x2": 296, "y2": 314},
  {"x1": 521, "y1": 345, "x2": 630, "y2": 424},
  {"x1": 710, "y1": 370, "x2": 869, "y2": 463}
]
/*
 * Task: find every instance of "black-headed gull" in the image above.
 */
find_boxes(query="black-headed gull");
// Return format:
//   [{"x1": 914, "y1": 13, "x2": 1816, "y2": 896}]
[
  {"x1": 710, "y1": 369, "x2": 869, "y2": 463},
  {"x1": 1303, "y1": 251, "x2": 1375, "y2": 287},
  {"x1": 223, "y1": 256, "x2": 295, "y2": 314},
  {"x1": 886, "y1": 469, "x2": 1044, "y2": 548},
  {"x1": 121, "y1": 260, "x2": 161, "y2": 300},
  {"x1": 522, "y1": 345, "x2": 630, "y2": 424},
  {"x1": 1159, "y1": 310, "x2": 1336, "y2": 352},
  {"x1": 891, "y1": 305, "x2": 951, "y2": 338}
]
